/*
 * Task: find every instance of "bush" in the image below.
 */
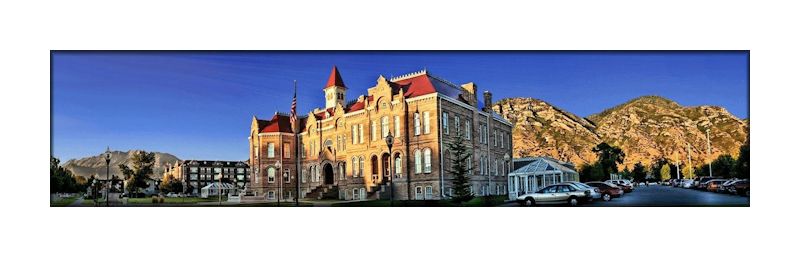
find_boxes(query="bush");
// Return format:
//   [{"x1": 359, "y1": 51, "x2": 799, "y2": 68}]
[
  {"x1": 151, "y1": 196, "x2": 158, "y2": 203},
  {"x1": 159, "y1": 196, "x2": 165, "y2": 203}
]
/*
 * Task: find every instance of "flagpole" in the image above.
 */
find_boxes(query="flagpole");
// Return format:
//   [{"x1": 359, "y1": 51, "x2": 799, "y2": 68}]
[{"x1": 294, "y1": 80, "x2": 300, "y2": 207}]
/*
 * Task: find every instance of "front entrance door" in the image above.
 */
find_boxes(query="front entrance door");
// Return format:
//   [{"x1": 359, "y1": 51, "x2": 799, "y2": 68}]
[
  {"x1": 381, "y1": 153, "x2": 390, "y2": 179},
  {"x1": 324, "y1": 164, "x2": 334, "y2": 185}
]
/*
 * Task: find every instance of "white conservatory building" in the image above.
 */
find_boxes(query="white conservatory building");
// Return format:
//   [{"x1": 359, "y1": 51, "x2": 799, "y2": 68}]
[{"x1": 507, "y1": 157, "x2": 580, "y2": 200}]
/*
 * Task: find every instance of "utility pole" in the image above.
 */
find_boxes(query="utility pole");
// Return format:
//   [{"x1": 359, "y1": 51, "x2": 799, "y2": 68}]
[
  {"x1": 687, "y1": 142, "x2": 693, "y2": 179},
  {"x1": 706, "y1": 129, "x2": 713, "y2": 177}
]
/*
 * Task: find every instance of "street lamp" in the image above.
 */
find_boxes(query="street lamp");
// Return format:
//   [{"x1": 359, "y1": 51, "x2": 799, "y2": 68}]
[
  {"x1": 385, "y1": 132, "x2": 395, "y2": 206},
  {"x1": 105, "y1": 147, "x2": 111, "y2": 207},
  {"x1": 504, "y1": 153, "x2": 510, "y2": 196},
  {"x1": 275, "y1": 160, "x2": 282, "y2": 206}
]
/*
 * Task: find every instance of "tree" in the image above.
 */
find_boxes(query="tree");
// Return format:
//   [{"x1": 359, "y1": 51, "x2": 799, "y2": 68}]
[
  {"x1": 735, "y1": 143, "x2": 749, "y2": 179},
  {"x1": 592, "y1": 142, "x2": 625, "y2": 180},
  {"x1": 51, "y1": 156, "x2": 79, "y2": 193},
  {"x1": 118, "y1": 151, "x2": 156, "y2": 197},
  {"x1": 632, "y1": 162, "x2": 647, "y2": 182},
  {"x1": 579, "y1": 163, "x2": 605, "y2": 182},
  {"x1": 446, "y1": 135, "x2": 474, "y2": 205},
  {"x1": 660, "y1": 164, "x2": 672, "y2": 181},
  {"x1": 160, "y1": 174, "x2": 183, "y2": 193},
  {"x1": 711, "y1": 154, "x2": 736, "y2": 178}
]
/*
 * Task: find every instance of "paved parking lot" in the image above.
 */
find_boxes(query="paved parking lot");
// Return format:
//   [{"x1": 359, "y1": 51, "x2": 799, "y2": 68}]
[{"x1": 506, "y1": 185, "x2": 749, "y2": 207}]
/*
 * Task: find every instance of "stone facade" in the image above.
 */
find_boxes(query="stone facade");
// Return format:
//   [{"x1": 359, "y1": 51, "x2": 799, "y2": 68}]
[{"x1": 248, "y1": 67, "x2": 512, "y2": 201}]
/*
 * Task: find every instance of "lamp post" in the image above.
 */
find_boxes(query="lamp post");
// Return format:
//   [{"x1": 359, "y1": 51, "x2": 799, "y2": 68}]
[
  {"x1": 275, "y1": 160, "x2": 282, "y2": 206},
  {"x1": 504, "y1": 153, "x2": 510, "y2": 196},
  {"x1": 105, "y1": 147, "x2": 111, "y2": 207},
  {"x1": 385, "y1": 132, "x2": 395, "y2": 206}
]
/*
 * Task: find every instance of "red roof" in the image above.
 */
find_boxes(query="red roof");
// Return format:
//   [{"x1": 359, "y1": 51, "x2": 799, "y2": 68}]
[
  {"x1": 324, "y1": 66, "x2": 346, "y2": 89},
  {"x1": 392, "y1": 74, "x2": 438, "y2": 98},
  {"x1": 259, "y1": 114, "x2": 294, "y2": 133}
]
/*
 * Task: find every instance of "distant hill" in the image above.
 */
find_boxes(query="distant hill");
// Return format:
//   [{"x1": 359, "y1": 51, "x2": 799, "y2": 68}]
[
  {"x1": 62, "y1": 150, "x2": 180, "y2": 178},
  {"x1": 494, "y1": 95, "x2": 749, "y2": 169}
]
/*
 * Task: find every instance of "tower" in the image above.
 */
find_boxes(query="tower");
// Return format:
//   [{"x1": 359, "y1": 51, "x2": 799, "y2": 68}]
[{"x1": 323, "y1": 66, "x2": 347, "y2": 109}]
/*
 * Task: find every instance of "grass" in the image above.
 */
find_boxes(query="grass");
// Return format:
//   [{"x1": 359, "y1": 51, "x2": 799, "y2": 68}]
[
  {"x1": 126, "y1": 196, "x2": 223, "y2": 205},
  {"x1": 331, "y1": 196, "x2": 508, "y2": 207},
  {"x1": 50, "y1": 196, "x2": 80, "y2": 207}
]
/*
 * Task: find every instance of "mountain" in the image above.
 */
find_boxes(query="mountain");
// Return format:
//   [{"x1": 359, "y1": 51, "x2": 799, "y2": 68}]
[
  {"x1": 62, "y1": 150, "x2": 180, "y2": 179},
  {"x1": 494, "y1": 96, "x2": 749, "y2": 170}
]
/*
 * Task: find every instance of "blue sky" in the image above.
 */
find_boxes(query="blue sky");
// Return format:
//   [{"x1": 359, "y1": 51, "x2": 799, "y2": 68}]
[{"x1": 52, "y1": 51, "x2": 748, "y2": 161}]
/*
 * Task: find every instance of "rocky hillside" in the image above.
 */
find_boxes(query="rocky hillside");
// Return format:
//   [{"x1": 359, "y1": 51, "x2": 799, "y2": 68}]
[
  {"x1": 63, "y1": 150, "x2": 180, "y2": 178},
  {"x1": 494, "y1": 96, "x2": 749, "y2": 169}
]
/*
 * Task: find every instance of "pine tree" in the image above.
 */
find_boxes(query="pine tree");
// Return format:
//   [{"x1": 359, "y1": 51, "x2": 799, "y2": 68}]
[{"x1": 447, "y1": 134, "x2": 474, "y2": 205}]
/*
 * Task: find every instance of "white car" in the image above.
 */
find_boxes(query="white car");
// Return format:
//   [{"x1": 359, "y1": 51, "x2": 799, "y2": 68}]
[
  {"x1": 681, "y1": 179, "x2": 695, "y2": 188},
  {"x1": 516, "y1": 183, "x2": 595, "y2": 206}
]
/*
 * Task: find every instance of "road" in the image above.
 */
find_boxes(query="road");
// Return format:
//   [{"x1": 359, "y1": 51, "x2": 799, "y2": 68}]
[{"x1": 505, "y1": 185, "x2": 749, "y2": 207}]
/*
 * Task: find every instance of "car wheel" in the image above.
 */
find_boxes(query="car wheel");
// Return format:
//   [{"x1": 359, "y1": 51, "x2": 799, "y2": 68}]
[
  {"x1": 524, "y1": 198, "x2": 534, "y2": 207},
  {"x1": 568, "y1": 197, "x2": 578, "y2": 206},
  {"x1": 602, "y1": 193, "x2": 611, "y2": 201}
]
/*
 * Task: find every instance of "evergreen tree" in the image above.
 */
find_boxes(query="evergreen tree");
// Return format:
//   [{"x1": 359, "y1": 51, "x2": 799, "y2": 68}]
[
  {"x1": 591, "y1": 142, "x2": 625, "y2": 180},
  {"x1": 447, "y1": 135, "x2": 474, "y2": 205},
  {"x1": 119, "y1": 151, "x2": 156, "y2": 197},
  {"x1": 735, "y1": 143, "x2": 749, "y2": 179},
  {"x1": 632, "y1": 162, "x2": 647, "y2": 182}
]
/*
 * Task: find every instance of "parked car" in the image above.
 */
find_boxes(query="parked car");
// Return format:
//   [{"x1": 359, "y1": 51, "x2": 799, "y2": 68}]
[
  {"x1": 606, "y1": 179, "x2": 634, "y2": 192},
  {"x1": 562, "y1": 181, "x2": 602, "y2": 201},
  {"x1": 731, "y1": 180, "x2": 750, "y2": 196},
  {"x1": 694, "y1": 177, "x2": 721, "y2": 189},
  {"x1": 704, "y1": 179, "x2": 728, "y2": 192},
  {"x1": 681, "y1": 179, "x2": 695, "y2": 188},
  {"x1": 516, "y1": 183, "x2": 594, "y2": 206},
  {"x1": 720, "y1": 179, "x2": 742, "y2": 194},
  {"x1": 586, "y1": 181, "x2": 624, "y2": 201}
]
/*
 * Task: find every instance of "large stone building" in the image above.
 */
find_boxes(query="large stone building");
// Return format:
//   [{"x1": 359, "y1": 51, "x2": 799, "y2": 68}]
[
  {"x1": 248, "y1": 67, "x2": 513, "y2": 201},
  {"x1": 163, "y1": 160, "x2": 249, "y2": 194}
]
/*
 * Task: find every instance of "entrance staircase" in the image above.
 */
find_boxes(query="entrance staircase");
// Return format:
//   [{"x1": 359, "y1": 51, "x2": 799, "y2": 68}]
[
  {"x1": 304, "y1": 184, "x2": 339, "y2": 200},
  {"x1": 367, "y1": 178, "x2": 391, "y2": 200}
]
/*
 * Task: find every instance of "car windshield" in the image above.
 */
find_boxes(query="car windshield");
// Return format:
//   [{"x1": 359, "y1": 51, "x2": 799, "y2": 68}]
[{"x1": 570, "y1": 182, "x2": 591, "y2": 189}]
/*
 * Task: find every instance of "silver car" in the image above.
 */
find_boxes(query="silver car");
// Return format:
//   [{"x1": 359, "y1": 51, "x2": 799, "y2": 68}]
[
  {"x1": 516, "y1": 183, "x2": 594, "y2": 206},
  {"x1": 562, "y1": 181, "x2": 602, "y2": 201}
]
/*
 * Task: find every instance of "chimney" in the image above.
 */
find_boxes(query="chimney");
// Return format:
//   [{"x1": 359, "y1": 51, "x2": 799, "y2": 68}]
[
  {"x1": 460, "y1": 82, "x2": 478, "y2": 107},
  {"x1": 483, "y1": 91, "x2": 493, "y2": 112}
]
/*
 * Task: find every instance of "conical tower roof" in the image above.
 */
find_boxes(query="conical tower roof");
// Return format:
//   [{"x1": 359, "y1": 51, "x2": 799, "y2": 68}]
[{"x1": 324, "y1": 66, "x2": 347, "y2": 89}]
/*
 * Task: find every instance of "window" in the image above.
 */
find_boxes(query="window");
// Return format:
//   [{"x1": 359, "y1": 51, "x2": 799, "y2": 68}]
[
  {"x1": 302, "y1": 168, "x2": 307, "y2": 183},
  {"x1": 359, "y1": 188, "x2": 365, "y2": 200},
  {"x1": 454, "y1": 116, "x2": 460, "y2": 135},
  {"x1": 301, "y1": 143, "x2": 306, "y2": 157},
  {"x1": 359, "y1": 124, "x2": 364, "y2": 143},
  {"x1": 425, "y1": 186, "x2": 433, "y2": 199},
  {"x1": 371, "y1": 120, "x2": 377, "y2": 141},
  {"x1": 413, "y1": 112, "x2": 421, "y2": 136},
  {"x1": 283, "y1": 142, "x2": 291, "y2": 158},
  {"x1": 500, "y1": 132, "x2": 504, "y2": 148},
  {"x1": 352, "y1": 125, "x2": 357, "y2": 144},
  {"x1": 268, "y1": 191, "x2": 275, "y2": 199},
  {"x1": 283, "y1": 169, "x2": 290, "y2": 183},
  {"x1": 267, "y1": 143, "x2": 275, "y2": 158},
  {"x1": 494, "y1": 159, "x2": 498, "y2": 175},
  {"x1": 382, "y1": 116, "x2": 389, "y2": 138},
  {"x1": 358, "y1": 156, "x2": 365, "y2": 177},
  {"x1": 414, "y1": 150, "x2": 422, "y2": 174},
  {"x1": 267, "y1": 167, "x2": 275, "y2": 183},
  {"x1": 494, "y1": 129, "x2": 498, "y2": 146},
  {"x1": 415, "y1": 186, "x2": 423, "y2": 200},
  {"x1": 339, "y1": 163, "x2": 345, "y2": 180},
  {"x1": 442, "y1": 112, "x2": 449, "y2": 135},
  {"x1": 353, "y1": 189, "x2": 359, "y2": 200},
  {"x1": 352, "y1": 157, "x2": 358, "y2": 177},
  {"x1": 394, "y1": 115, "x2": 400, "y2": 138},
  {"x1": 190, "y1": 167, "x2": 198, "y2": 173},
  {"x1": 466, "y1": 156, "x2": 473, "y2": 174},
  {"x1": 423, "y1": 112, "x2": 430, "y2": 134},
  {"x1": 395, "y1": 155, "x2": 402, "y2": 175},
  {"x1": 423, "y1": 148, "x2": 432, "y2": 173},
  {"x1": 465, "y1": 121, "x2": 471, "y2": 140}
]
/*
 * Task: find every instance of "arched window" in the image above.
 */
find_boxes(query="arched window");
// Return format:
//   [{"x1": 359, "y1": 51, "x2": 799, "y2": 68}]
[
  {"x1": 414, "y1": 150, "x2": 422, "y2": 174},
  {"x1": 394, "y1": 153, "x2": 402, "y2": 175},
  {"x1": 352, "y1": 157, "x2": 358, "y2": 177},
  {"x1": 423, "y1": 148, "x2": 432, "y2": 173},
  {"x1": 358, "y1": 156, "x2": 365, "y2": 177},
  {"x1": 267, "y1": 167, "x2": 276, "y2": 183}
]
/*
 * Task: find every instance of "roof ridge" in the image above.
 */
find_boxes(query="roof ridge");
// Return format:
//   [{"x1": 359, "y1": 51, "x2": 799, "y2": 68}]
[{"x1": 389, "y1": 69, "x2": 427, "y2": 82}]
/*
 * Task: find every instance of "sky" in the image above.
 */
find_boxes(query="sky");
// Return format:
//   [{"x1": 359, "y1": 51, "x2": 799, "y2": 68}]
[{"x1": 52, "y1": 51, "x2": 749, "y2": 161}]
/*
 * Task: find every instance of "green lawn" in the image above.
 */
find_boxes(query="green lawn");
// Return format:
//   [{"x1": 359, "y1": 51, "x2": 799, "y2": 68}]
[
  {"x1": 127, "y1": 197, "x2": 224, "y2": 205},
  {"x1": 331, "y1": 196, "x2": 508, "y2": 207},
  {"x1": 50, "y1": 196, "x2": 80, "y2": 207}
]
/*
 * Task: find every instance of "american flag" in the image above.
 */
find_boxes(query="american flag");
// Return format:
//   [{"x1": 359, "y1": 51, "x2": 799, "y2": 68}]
[{"x1": 290, "y1": 81, "x2": 297, "y2": 133}]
